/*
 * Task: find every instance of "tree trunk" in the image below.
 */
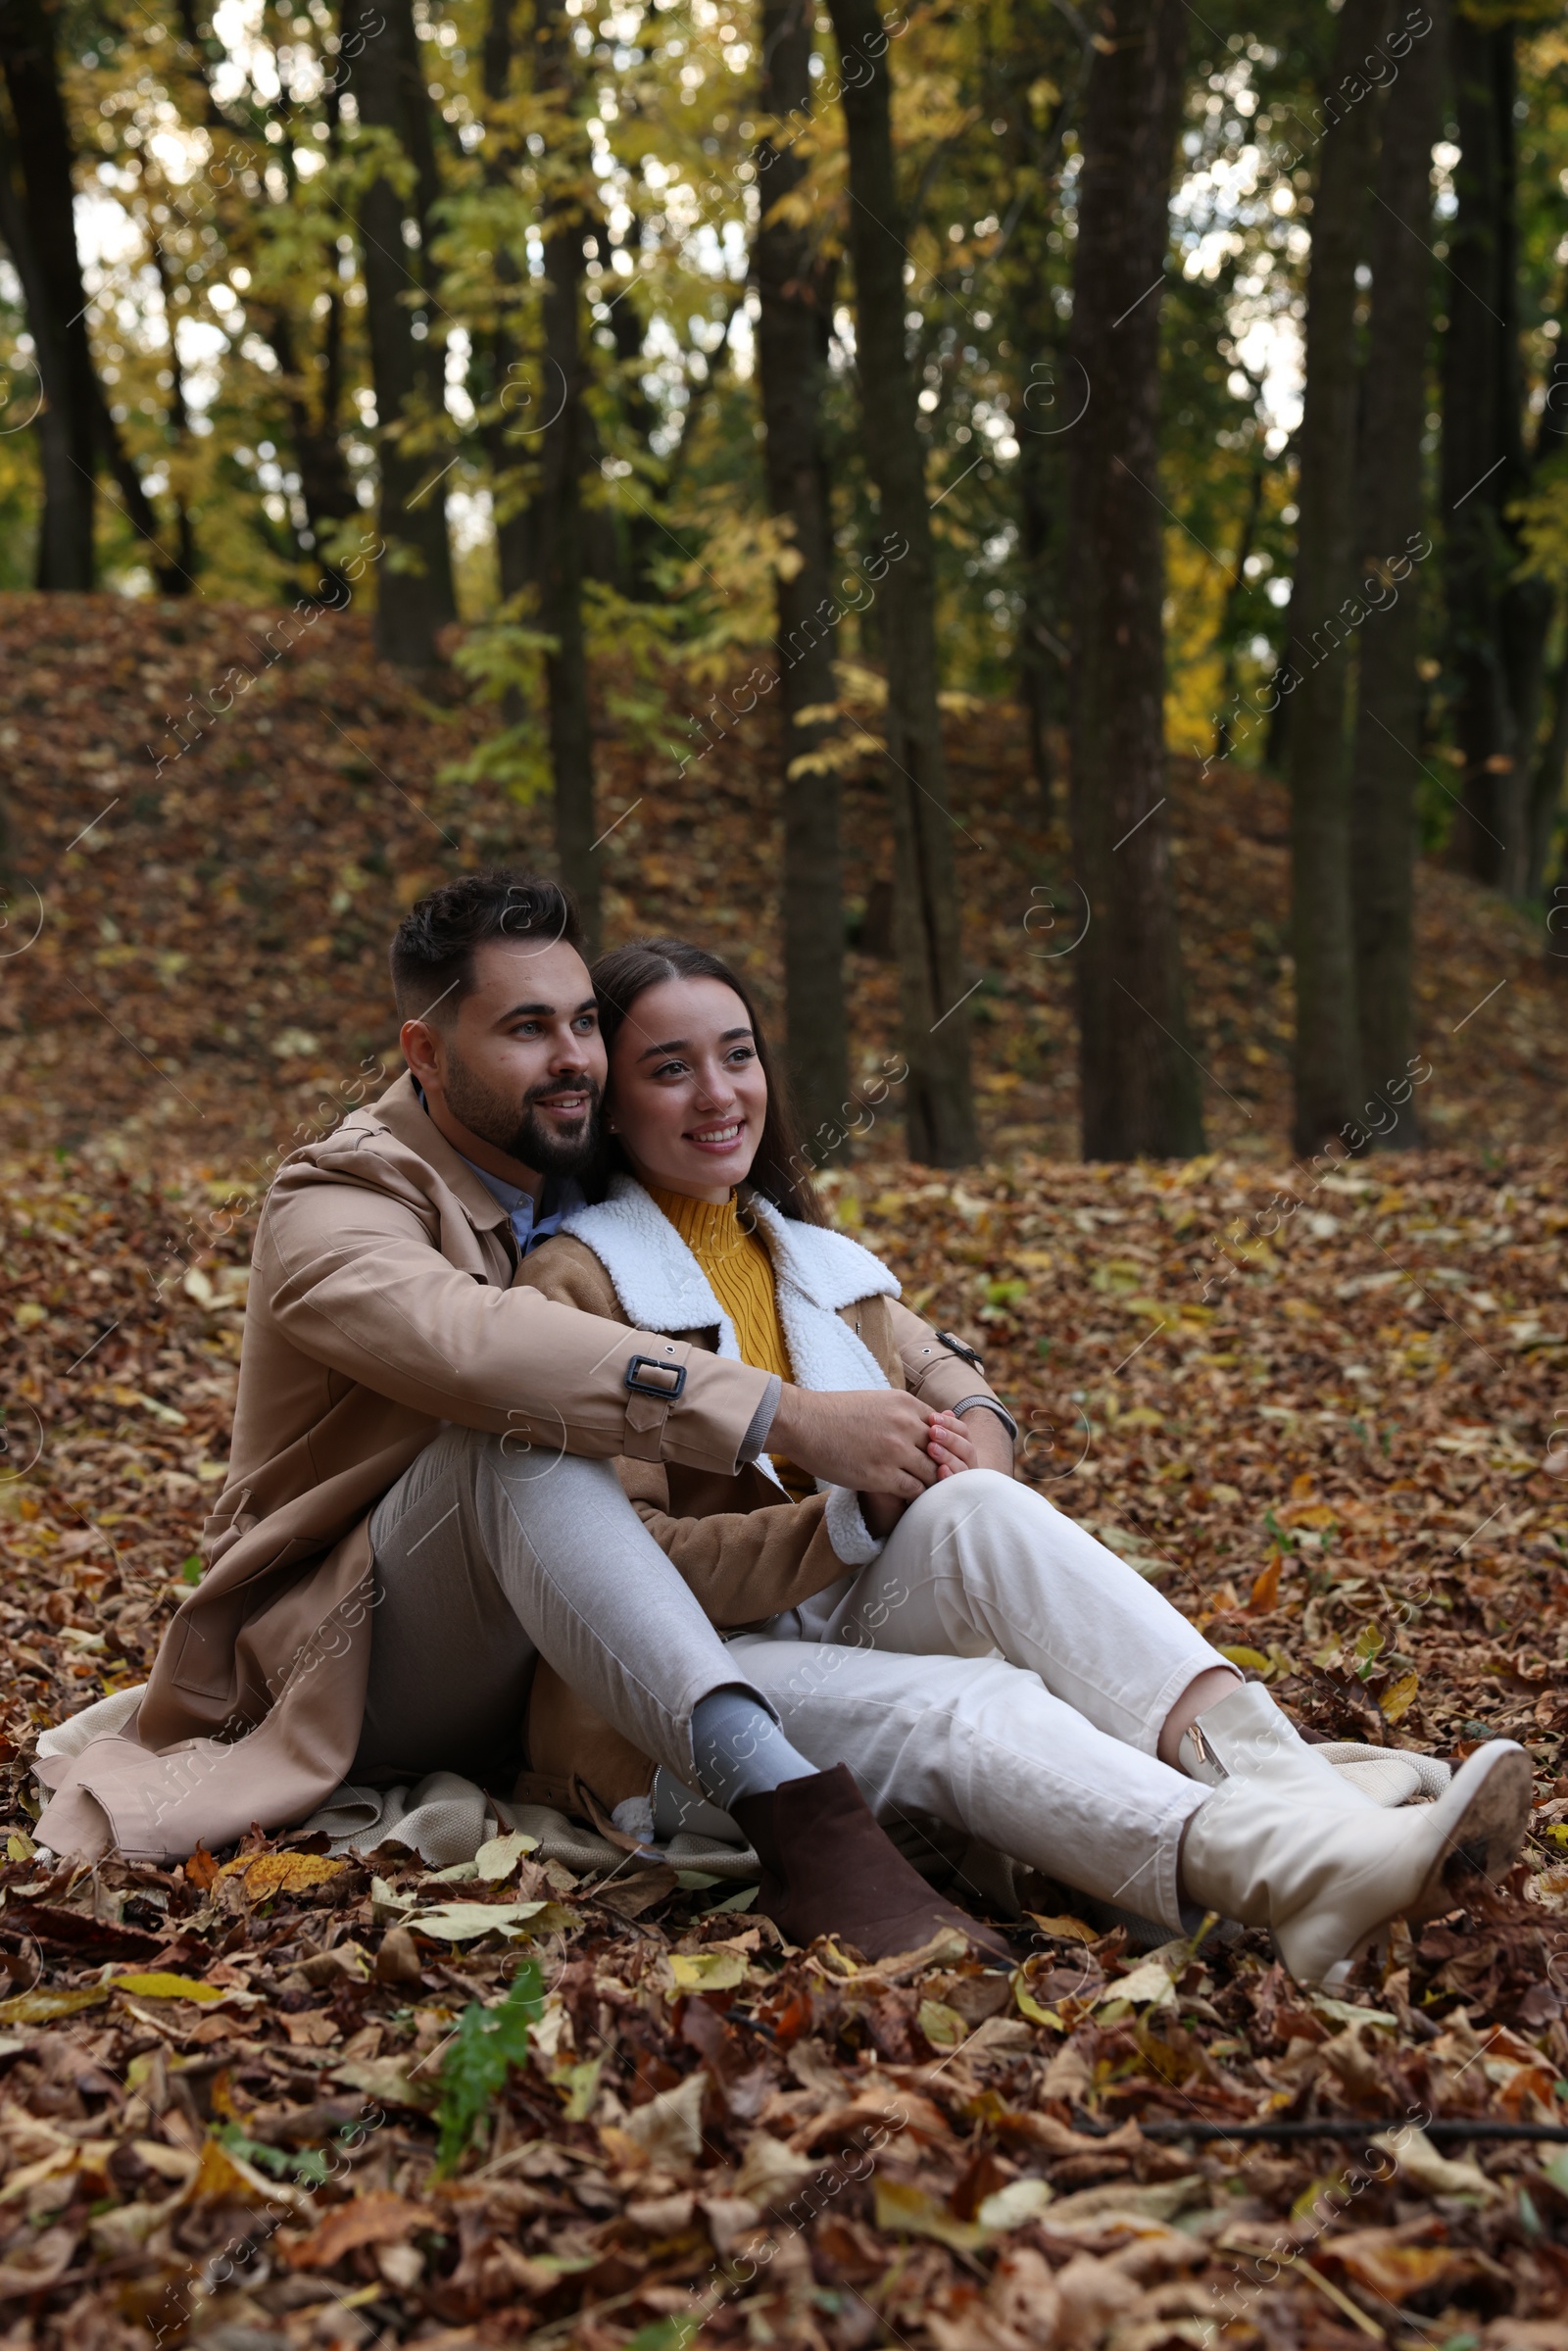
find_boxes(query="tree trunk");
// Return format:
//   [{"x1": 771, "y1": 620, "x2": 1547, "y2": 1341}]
[
  {"x1": 755, "y1": 0, "x2": 848, "y2": 1152},
  {"x1": 824, "y1": 0, "x2": 976, "y2": 1166},
  {"x1": 1527, "y1": 296, "x2": 1568, "y2": 902},
  {"x1": 588, "y1": 219, "x2": 660, "y2": 595},
  {"x1": 1488, "y1": 14, "x2": 1549, "y2": 902},
  {"x1": 1003, "y1": 8, "x2": 1090, "y2": 829},
  {"x1": 1348, "y1": 0, "x2": 1443, "y2": 1141},
  {"x1": 1210, "y1": 444, "x2": 1267, "y2": 763},
  {"x1": 1016, "y1": 392, "x2": 1068, "y2": 821},
  {"x1": 353, "y1": 0, "x2": 457, "y2": 668},
  {"x1": 149, "y1": 240, "x2": 198, "y2": 594},
  {"x1": 1532, "y1": 651, "x2": 1568, "y2": 912},
  {"x1": 1284, "y1": 0, "x2": 1389, "y2": 1156},
  {"x1": 533, "y1": 0, "x2": 599, "y2": 947},
  {"x1": 91, "y1": 376, "x2": 186, "y2": 580},
  {"x1": 267, "y1": 304, "x2": 358, "y2": 599},
  {"x1": 478, "y1": 0, "x2": 536, "y2": 608},
  {"x1": 1064, "y1": 0, "x2": 1203, "y2": 1160},
  {"x1": 0, "y1": 3, "x2": 97, "y2": 589},
  {"x1": 1440, "y1": 13, "x2": 1518, "y2": 884}
]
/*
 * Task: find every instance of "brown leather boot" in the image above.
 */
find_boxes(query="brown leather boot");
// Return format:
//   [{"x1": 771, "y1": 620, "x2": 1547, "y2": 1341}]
[{"x1": 732, "y1": 1764, "x2": 1011, "y2": 1963}]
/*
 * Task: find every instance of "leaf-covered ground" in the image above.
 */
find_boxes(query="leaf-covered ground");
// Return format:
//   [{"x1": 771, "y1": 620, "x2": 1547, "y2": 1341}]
[
  {"x1": 3, "y1": 596, "x2": 1568, "y2": 2342},
  {"x1": 5, "y1": 1145, "x2": 1568, "y2": 2349}
]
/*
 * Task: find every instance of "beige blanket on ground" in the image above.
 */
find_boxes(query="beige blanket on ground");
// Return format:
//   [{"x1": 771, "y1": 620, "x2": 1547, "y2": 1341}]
[{"x1": 33, "y1": 1689, "x2": 759, "y2": 1880}]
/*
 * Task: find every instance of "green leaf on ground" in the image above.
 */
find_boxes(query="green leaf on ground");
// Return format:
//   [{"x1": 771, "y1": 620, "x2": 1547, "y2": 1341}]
[{"x1": 435, "y1": 1959, "x2": 544, "y2": 2174}]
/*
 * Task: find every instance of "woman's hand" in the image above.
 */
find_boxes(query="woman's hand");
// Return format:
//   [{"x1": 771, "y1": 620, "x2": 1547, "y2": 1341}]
[
  {"x1": 858, "y1": 1491, "x2": 907, "y2": 1540},
  {"x1": 928, "y1": 1410, "x2": 980, "y2": 1479},
  {"x1": 858, "y1": 1409, "x2": 1008, "y2": 1535}
]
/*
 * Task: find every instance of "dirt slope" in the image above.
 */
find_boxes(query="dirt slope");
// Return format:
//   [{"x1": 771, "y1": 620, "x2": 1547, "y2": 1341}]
[{"x1": 0, "y1": 592, "x2": 1562, "y2": 1179}]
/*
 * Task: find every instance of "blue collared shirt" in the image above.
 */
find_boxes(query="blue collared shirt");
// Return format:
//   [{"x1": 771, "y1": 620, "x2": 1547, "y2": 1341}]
[{"x1": 463, "y1": 1158, "x2": 583, "y2": 1258}]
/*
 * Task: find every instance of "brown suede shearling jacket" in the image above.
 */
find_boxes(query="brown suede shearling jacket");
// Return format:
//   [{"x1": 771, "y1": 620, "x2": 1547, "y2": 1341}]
[
  {"x1": 512, "y1": 1220, "x2": 1009, "y2": 1631},
  {"x1": 511, "y1": 1187, "x2": 1012, "y2": 1807}
]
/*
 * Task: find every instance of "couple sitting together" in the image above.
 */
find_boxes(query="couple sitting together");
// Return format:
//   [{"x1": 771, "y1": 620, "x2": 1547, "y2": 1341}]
[{"x1": 37, "y1": 871, "x2": 1529, "y2": 1985}]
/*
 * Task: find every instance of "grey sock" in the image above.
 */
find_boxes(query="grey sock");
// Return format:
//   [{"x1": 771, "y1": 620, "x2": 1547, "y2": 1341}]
[{"x1": 690, "y1": 1686, "x2": 817, "y2": 1812}]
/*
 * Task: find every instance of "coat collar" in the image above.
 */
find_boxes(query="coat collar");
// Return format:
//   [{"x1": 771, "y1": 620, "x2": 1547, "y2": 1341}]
[
  {"x1": 369, "y1": 1070, "x2": 514, "y2": 1239},
  {"x1": 559, "y1": 1176, "x2": 896, "y2": 1400},
  {"x1": 743, "y1": 1189, "x2": 901, "y2": 1312}
]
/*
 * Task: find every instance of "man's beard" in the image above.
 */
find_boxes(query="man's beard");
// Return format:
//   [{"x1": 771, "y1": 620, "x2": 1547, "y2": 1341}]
[{"x1": 444, "y1": 1051, "x2": 604, "y2": 1178}]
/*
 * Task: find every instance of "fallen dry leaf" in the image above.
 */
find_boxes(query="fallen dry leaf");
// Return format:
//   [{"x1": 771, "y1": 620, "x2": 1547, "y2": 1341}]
[
  {"x1": 1329, "y1": 2229, "x2": 1472, "y2": 2304},
  {"x1": 287, "y1": 2190, "x2": 439, "y2": 2270}
]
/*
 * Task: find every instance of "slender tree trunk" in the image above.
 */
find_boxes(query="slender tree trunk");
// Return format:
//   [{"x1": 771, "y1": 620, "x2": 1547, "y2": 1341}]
[
  {"x1": 1489, "y1": 22, "x2": 1549, "y2": 900},
  {"x1": 1064, "y1": 0, "x2": 1203, "y2": 1160},
  {"x1": 1211, "y1": 444, "x2": 1267, "y2": 762},
  {"x1": 91, "y1": 378, "x2": 184, "y2": 574},
  {"x1": 0, "y1": 83, "x2": 175, "y2": 588},
  {"x1": 353, "y1": 0, "x2": 457, "y2": 668},
  {"x1": 1016, "y1": 394, "x2": 1067, "y2": 820},
  {"x1": 824, "y1": 0, "x2": 976, "y2": 1166},
  {"x1": 1532, "y1": 651, "x2": 1568, "y2": 910},
  {"x1": 484, "y1": 324, "x2": 538, "y2": 606},
  {"x1": 1284, "y1": 0, "x2": 1389, "y2": 1155},
  {"x1": 588, "y1": 219, "x2": 660, "y2": 594},
  {"x1": 479, "y1": 0, "x2": 536, "y2": 608},
  {"x1": 755, "y1": 0, "x2": 848, "y2": 1150},
  {"x1": 1002, "y1": 8, "x2": 1086, "y2": 829},
  {"x1": 1528, "y1": 311, "x2": 1568, "y2": 901},
  {"x1": 267, "y1": 305, "x2": 358, "y2": 599},
  {"x1": 1441, "y1": 14, "x2": 1517, "y2": 884},
  {"x1": 533, "y1": 0, "x2": 599, "y2": 946},
  {"x1": 0, "y1": 4, "x2": 97, "y2": 588},
  {"x1": 1348, "y1": 0, "x2": 1443, "y2": 1139},
  {"x1": 149, "y1": 240, "x2": 198, "y2": 594}
]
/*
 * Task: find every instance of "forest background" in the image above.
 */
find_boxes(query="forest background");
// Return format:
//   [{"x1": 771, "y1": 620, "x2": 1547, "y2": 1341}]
[
  {"x1": 5, "y1": 8, "x2": 1568, "y2": 2343},
  {"x1": 2, "y1": 0, "x2": 1567, "y2": 1176}
]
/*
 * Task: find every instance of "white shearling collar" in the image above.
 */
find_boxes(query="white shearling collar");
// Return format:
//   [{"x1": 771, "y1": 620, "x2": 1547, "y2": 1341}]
[
  {"x1": 560, "y1": 1176, "x2": 896, "y2": 1392},
  {"x1": 560, "y1": 1175, "x2": 892, "y2": 1557}
]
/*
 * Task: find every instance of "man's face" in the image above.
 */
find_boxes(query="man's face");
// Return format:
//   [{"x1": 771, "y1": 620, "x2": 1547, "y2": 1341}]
[{"x1": 402, "y1": 936, "x2": 607, "y2": 1184}]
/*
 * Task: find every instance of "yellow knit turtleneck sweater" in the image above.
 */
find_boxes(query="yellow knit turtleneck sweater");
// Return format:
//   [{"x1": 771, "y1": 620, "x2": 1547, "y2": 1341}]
[{"x1": 646, "y1": 1184, "x2": 813, "y2": 1501}]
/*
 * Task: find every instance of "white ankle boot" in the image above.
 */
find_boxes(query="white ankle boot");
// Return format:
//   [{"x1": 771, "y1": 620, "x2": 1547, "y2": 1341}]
[
  {"x1": 1180, "y1": 1680, "x2": 1373, "y2": 1806},
  {"x1": 1180, "y1": 1738, "x2": 1531, "y2": 1985},
  {"x1": 1180, "y1": 1680, "x2": 1447, "y2": 1811}
]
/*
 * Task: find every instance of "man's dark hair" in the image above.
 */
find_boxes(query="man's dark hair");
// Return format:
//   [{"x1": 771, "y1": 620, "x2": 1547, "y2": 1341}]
[{"x1": 389, "y1": 871, "x2": 582, "y2": 1028}]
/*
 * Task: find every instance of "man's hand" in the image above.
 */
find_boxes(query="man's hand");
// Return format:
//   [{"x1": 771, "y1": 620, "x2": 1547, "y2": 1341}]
[{"x1": 768, "y1": 1386, "x2": 940, "y2": 1498}]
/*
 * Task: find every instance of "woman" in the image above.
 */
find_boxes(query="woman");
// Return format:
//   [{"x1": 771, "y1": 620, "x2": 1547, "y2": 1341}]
[{"x1": 514, "y1": 938, "x2": 1529, "y2": 1984}]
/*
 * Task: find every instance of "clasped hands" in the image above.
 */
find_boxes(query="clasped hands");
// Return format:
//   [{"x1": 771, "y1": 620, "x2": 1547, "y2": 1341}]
[
  {"x1": 763, "y1": 1386, "x2": 1011, "y2": 1544},
  {"x1": 859, "y1": 1406, "x2": 1007, "y2": 1540}
]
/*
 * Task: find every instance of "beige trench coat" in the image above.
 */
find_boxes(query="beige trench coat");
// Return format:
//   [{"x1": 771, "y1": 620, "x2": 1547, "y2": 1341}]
[{"x1": 34, "y1": 1073, "x2": 772, "y2": 1863}]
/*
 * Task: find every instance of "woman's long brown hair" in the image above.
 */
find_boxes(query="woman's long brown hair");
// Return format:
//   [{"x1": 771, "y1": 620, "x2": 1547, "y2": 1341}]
[{"x1": 591, "y1": 937, "x2": 827, "y2": 1226}]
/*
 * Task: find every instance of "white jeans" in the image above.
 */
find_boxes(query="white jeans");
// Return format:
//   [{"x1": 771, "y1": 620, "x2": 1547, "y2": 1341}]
[
  {"x1": 728, "y1": 1471, "x2": 1222, "y2": 1931},
  {"x1": 357, "y1": 1431, "x2": 777, "y2": 1790}
]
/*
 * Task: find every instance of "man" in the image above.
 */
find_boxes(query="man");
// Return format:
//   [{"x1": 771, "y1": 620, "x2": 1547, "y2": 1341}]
[{"x1": 37, "y1": 873, "x2": 1004, "y2": 1956}]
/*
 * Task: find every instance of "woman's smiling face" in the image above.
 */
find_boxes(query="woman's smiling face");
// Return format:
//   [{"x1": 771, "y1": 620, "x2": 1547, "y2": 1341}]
[{"x1": 606, "y1": 974, "x2": 767, "y2": 1201}]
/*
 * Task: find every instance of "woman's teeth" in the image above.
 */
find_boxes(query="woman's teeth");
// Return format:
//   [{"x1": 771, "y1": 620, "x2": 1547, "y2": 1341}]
[{"x1": 692, "y1": 1122, "x2": 741, "y2": 1146}]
